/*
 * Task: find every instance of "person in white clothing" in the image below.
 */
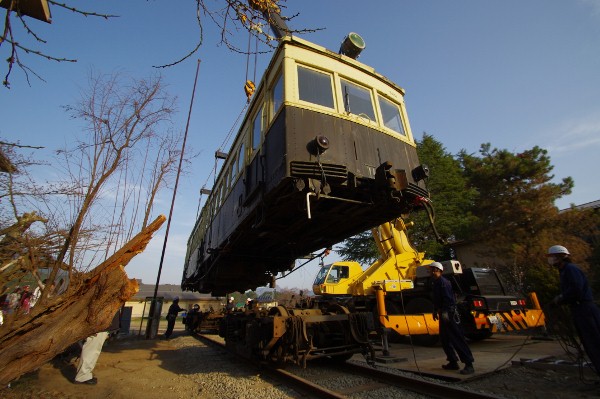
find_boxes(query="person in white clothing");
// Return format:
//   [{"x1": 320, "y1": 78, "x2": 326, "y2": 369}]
[{"x1": 74, "y1": 331, "x2": 109, "y2": 385}]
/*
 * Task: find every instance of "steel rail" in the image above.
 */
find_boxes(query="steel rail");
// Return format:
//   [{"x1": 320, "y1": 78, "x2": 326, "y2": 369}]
[
  {"x1": 340, "y1": 361, "x2": 503, "y2": 399},
  {"x1": 195, "y1": 333, "x2": 503, "y2": 399}
]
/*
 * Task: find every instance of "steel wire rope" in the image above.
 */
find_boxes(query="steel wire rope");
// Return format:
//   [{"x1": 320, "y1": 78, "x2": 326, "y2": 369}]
[
  {"x1": 276, "y1": 248, "x2": 330, "y2": 280},
  {"x1": 397, "y1": 269, "x2": 562, "y2": 381},
  {"x1": 384, "y1": 218, "x2": 425, "y2": 376},
  {"x1": 542, "y1": 304, "x2": 598, "y2": 385},
  {"x1": 396, "y1": 286, "x2": 426, "y2": 376},
  {"x1": 196, "y1": 28, "x2": 257, "y2": 218},
  {"x1": 464, "y1": 301, "x2": 600, "y2": 389},
  {"x1": 186, "y1": 43, "x2": 250, "y2": 285},
  {"x1": 315, "y1": 152, "x2": 328, "y2": 195},
  {"x1": 480, "y1": 306, "x2": 547, "y2": 374},
  {"x1": 194, "y1": 30, "x2": 265, "y2": 281},
  {"x1": 196, "y1": 102, "x2": 249, "y2": 220}
]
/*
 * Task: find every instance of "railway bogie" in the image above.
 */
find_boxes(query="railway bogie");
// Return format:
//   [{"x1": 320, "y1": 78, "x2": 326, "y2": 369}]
[{"x1": 218, "y1": 306, "x2": 375, "y2": 367}]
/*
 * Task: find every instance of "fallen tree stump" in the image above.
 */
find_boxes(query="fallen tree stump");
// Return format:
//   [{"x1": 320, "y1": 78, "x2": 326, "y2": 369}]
[{"x1": 0, "y1": 215, "x2": 166, "y2": 386}]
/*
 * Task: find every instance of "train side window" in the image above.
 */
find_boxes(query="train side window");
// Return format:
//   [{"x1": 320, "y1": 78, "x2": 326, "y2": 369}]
[
  {"x1": 340, "y1": 78, "x2": 376, "y2": 121},
  {"x1": 237, "y1": 142, "x2": 245, "y2": 174},
  {"x1": 252, "y1": 109, "x2": 261, "y2": 152},
  {"x1": 229, "y1": 156, "x2": 237, "y2": 184},
  {"x1": 222, "y1": 168, "x2": 229, "y2": 192},
  {"x1": 378, "y1": 95, "x2": 406, "y2": 136},
  {"x1": 221, "y1": 180, "x2": 227, "y2": 203},
  {"x1": 271, "y1": 73, "x2": 283, "y2": 118},
  {"x1": 215, "y1": 185, "x2": 221, "y2": 207},
  {"x1": 297, "y1": 65, "x2": 334, "y2": 109}
]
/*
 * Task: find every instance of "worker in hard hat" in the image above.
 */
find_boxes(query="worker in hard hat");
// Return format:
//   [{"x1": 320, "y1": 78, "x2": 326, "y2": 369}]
[
  {"x1": 164, "y1": 296, "x2": 184, "y2": 340},
  {"x1": 429, "y1": 261, "x2": 475, "y2": 375},
  {"x1": 226, "y1": 296, "x2": 235, "y2": 312},
  {"x1": 547, "y1": 245, "x2": 600, "y2": 377}
]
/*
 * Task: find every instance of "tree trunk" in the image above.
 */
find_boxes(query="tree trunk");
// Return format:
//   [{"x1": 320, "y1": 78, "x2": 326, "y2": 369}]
[{"x1": 0, "y1": 215, "x2": 166, "y2": 386}]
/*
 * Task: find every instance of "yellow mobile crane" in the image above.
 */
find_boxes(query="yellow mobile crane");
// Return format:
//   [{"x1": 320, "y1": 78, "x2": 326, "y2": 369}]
[{"x1": 313, "y1": 218, "x2": 546, "y2": 345}]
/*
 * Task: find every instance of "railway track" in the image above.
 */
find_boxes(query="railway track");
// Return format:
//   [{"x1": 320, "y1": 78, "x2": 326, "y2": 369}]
[{"x1": 195, "y1": 333, "x2": 504, "y2": 399}]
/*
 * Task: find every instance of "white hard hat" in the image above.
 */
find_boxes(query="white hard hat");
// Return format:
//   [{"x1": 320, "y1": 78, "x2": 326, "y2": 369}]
[
  {"x1": 547, "y1": 245, "x2": 570, "y2": 256},
  {"x1": 428, "y1": 262, "x2": 444, "y2": 271},
  {"x1": 230, "y1": 296, "x2": 234, "y2": 301}
]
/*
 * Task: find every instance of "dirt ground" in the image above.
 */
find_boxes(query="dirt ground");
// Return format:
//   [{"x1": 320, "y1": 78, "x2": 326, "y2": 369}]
[
  {"x1": 2, "y1": 327, "x2": 203, "y2": 399},
  {"x1": 3, "y1": 324, "x2": 600, "y2": 399}
]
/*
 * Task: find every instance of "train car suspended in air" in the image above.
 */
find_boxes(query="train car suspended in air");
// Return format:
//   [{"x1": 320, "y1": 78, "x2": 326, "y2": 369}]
[{"x1": 183, "y1": 33, "x2": 431, "y2": 296}]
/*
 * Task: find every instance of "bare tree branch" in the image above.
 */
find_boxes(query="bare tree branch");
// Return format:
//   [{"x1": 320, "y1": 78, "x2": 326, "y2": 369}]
[{"x1": 2, "y1": 1, "x2": 321, "y2": 85}]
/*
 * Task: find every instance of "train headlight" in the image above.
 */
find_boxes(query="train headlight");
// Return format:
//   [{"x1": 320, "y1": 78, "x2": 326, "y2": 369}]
[
  {"x1": 339, "y1": 32, "x2": 366, "y2": 59},
  {"x1": 314, "y1": 135, "x2": 330, "y2": 154}
]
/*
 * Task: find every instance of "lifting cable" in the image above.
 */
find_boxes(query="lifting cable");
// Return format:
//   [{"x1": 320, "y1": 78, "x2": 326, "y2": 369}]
[
  {"x1": 196, "y1": 29, "x2": 259, "y2": 216},
  {"x1": 540, "y1": 305, "x2": 597, "y2": 384},
  {"x1": 196, "y1": 91, "x2": 249, "y2": 218},
  {"x1": 276, "y1": 248, "x2": 331, "y2": 280},
  {"x1": 244, "y1": 25, "x2": 258, "y2": 102}
]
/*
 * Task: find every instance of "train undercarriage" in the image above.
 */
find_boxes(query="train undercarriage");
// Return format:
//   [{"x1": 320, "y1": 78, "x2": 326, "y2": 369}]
[{"x1": 218, "y1": 305, "x2": 376, "y2": 367}]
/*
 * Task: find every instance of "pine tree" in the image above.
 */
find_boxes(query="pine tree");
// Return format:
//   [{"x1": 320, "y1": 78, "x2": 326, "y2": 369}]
[
  {"x1": 459, "y1": 144, "x2": 582, "y2": 299},
  {"x1": 337, "y1": 133, "x2": 475, "y2": 263},
  {"x1": 408, "y1": 133, "x2": 476, "y2": 259}
]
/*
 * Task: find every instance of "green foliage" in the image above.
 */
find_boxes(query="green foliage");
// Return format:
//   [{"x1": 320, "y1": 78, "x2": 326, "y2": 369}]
[
  {"x1": 408, "y1": 133, "x2": 477, "y2": 259},
  {"x1": 337, "y1": 230, "x2": 378, "y2": 263},
  {"x1": 458, "y1": 143, "x2": 585, "y2": 296},
  {"x1": 338, "y1": 133, "x2": 476, "y2": 263}
]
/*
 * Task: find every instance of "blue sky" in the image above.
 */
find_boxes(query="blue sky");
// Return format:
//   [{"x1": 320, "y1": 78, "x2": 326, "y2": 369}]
[{"x1": 2, "y1": 1, "x2": 600, "y2": 291}]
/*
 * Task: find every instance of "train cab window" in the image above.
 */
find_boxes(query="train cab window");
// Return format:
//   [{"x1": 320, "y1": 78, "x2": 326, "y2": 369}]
[
  {"x1": 271, "y1": 73, "x2": 283, "y2": 118},
  {"x1": 341, "y1": 79, "x2": 376, "y2": 122},
  {"x1": 378, "y1": 95, "x2": 406, "y2": 136},
  {"x1": 297, "y1": 65, "x2": 334, "y2": 109}
]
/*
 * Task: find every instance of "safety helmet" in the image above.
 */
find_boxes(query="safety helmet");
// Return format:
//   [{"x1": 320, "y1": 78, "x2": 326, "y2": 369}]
[
  {"x1": 547, "y1": 245, "x2": 570, "y2": 256},
  {"x1": 428, "y1": 262, "x2": 444, "y2": 271},
  {"x1": 230, "y1": 296, "x2": 234, "y2": 301}
]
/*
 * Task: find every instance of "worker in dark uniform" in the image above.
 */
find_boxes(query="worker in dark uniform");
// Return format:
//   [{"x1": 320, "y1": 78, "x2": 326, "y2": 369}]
[
  {"x1": 164, "y1": 297, "x2": 184, "y2": 340},
  {"x1": 429, "y1": 261, "x2": 475, "y2": 375},
  {"x1": 547, "y1": 245, "x2": 600, "y2": 377}
]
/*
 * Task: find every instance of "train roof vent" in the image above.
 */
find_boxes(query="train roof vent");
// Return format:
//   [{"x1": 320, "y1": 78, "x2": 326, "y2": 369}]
[{"x1": 339, "y1": 32, "x2": 366, "y2": 59}]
